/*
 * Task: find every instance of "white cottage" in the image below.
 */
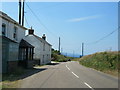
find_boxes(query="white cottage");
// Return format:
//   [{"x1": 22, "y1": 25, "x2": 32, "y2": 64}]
[
  {"x1": 0, "y1": 11, "x2": 27, "y2": 72},
  {"x1": 24, "y1": 28, "x2": 52, "y2": 65},
  {"x1": 0, "y1": 11, "x2": 26, "y2": 43},
  {"x1": 0, "y1": 11, "x2": 34, "y2": 73}
]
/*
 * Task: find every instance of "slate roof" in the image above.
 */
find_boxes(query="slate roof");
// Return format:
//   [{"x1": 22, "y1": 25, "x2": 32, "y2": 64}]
[
  {"x1": 19, "y1": 39, "x2": 34, "y2": 48},
  {"x1": 0, "y1": 11, "x2": 28, "y2": 30},
  {"x1": 33, "y1": 35, "x2": 52, "y2": 46}
]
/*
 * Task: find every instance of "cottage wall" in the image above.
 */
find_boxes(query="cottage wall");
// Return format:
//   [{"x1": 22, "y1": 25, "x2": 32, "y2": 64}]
[
  {"x1": 24, "y1": 35, "x2": 41, "y2": 60},
  {"x1": 1, "y1": 19, "x2": 25, "y2": 43},
  {"x1": 24, "y1": 35, "x2": 51, "y2": 65},
  {"x1": 42, "y1": 43, "x2": 51, "y2": 64},
  {"x1": 1, "y1": 12, "x2": 26, "y2": 73}
]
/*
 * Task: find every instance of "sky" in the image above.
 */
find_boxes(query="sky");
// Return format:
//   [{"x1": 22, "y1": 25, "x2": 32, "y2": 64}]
[{"x1": 2, "y1": 1, "x2": 118, "y2": 56}]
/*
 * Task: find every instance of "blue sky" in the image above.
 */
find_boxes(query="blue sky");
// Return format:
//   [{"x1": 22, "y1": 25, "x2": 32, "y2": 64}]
[{"x1": 2, "y1": 2, "x2": 118, "y2": 56}]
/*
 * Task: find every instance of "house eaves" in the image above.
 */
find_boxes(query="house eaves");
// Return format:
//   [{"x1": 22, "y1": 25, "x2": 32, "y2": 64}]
[{"x1": 0, "y1": 11, "x2": 28, "y2": 30}]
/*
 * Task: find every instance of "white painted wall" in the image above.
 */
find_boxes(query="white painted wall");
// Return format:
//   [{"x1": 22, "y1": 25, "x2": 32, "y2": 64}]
[
  {"x1": 1, "y1": 14, "x2": 26, "y2": 43},
  {"x1": 24, "y1": 35, "x2": 51, "y2": 65}
]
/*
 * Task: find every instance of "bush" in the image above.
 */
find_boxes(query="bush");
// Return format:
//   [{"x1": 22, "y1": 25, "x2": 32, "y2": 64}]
[{"x1": 51, "y1": 49, "x2": 73, "y2": 62}]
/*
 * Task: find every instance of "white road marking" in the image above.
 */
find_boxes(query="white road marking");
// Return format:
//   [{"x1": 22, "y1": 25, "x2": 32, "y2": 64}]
[
  {"x1": 84, "y1": 82, "x2": 94, "y2": 90},
  {"x1": 71, "y1": 72, "x2": 79, "y2": 78},
  {"x1": 66, "y1": 65, "x2": 70, "y2": 70}
]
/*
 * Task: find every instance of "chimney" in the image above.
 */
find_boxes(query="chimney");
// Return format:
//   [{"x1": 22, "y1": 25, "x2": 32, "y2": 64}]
[
  {"x1": 19, "y1": 0, "x2": 22, "y2": 24},
  {"x1": 28, "y1": 27, "x2": 34, "y2": 35},
  {"x1": 42, "y1": 34, "x2": 46, "y2": 40}
]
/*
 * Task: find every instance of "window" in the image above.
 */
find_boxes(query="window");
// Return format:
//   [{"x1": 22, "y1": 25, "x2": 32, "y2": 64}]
[
  {"x1": 2, "y1": 24, "x2": 6, "y2": 36},
  {"x1": 49, "y1": 46, "x2": 51, "y2": 51},
  {"x1": 43, "y1": 43, "x2": 45, "y2": 51},
  {"x1": 13, "y1": 27, "x2": 17, "y2": 40},
  {"x1": 42, "y1": 55, "x2": 44, "y2": 63}
]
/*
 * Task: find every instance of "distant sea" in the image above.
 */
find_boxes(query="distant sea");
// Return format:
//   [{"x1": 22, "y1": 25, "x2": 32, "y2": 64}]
[{"x1": 61, "y1": 53, "x2": 81, "y2": 58}]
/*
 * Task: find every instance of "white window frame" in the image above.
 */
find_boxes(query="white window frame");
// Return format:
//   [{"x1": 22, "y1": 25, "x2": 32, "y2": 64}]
[
  {"x1": 13, "y1": 26, "x2": 18, "y2": 40},
  {"x1": 43, "y1": 43, "x2": 45, "y2": 51},
  {"x1": 2, "y1": 23, "x2": 6, "y2": 36}
]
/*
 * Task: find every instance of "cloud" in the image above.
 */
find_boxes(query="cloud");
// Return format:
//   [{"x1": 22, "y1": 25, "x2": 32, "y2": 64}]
[{"x1": 67, "y1": 15, "x2": 101, "y2": 22}]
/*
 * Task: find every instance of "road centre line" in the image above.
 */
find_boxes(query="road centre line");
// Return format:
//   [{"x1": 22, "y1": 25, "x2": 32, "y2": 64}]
[
  {"x1": 66, "y1": 65, "x2": 70, "y2": 70},
  {"x1": 84, "y1": 82, "x2": 94, "y2": 90},
  {"x1": 66, "y1": 64, "x2": 94, "y2": 89},
  {"x1": 66, "y1": 64, "x2": 79, "y2": 78},
  {"x1": 71, "y1": 72, "x2": 79, "y2": 78}
]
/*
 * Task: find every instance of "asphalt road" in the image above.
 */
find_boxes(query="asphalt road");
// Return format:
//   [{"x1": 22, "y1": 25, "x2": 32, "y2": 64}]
[{"x1": 20, "y1": 61, "x2": 118, "y2": 89}]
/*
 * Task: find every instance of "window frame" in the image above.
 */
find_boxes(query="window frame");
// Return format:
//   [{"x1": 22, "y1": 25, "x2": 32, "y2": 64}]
[
  {"x1": 2, "y1": 23, "x2": 6, "y2": 36},
  {"x1": 13, "y1": 26, "x2": 18, "y2": 40}
]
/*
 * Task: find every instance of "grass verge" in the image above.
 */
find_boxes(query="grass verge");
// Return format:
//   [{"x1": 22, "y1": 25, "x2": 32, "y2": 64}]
[
  {"x1": 2, "y1": 67, "x2": 26, "y2": 88},
  {"x1": 77, "y1": 51, "x2": 119, "y2": 77}
]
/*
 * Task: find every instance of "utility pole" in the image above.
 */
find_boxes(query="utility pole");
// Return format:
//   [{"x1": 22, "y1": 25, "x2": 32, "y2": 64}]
[
  {"x1": 19, "y1": 0, "x2": 22, "y2": 24},
  {"x1": 22, "y1": 0, "x2": 25, "y2": 26},
  {"x1": 82, "y1": 43, "x2": 84, "y2": 57},
  {"x1": 61, "y1": 48, "x2": 63, "y2": 54},
  {"x1": 58, "y1": 37, "x2": 61, "y2": 54}
]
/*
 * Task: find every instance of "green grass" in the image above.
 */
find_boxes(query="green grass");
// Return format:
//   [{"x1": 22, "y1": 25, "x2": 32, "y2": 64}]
[
  {"x1": 78, "y1": 51, "x2": 119, "y2": 76},
  {"x1": 2, "y1": 67, "x2": 26, "y2": 88},
  {"x1": 51, "y1": 49, "x2": 74, "y2": 62},
  {"x1": 52, "y1": 53, "x2": 73, "y2": 62}
]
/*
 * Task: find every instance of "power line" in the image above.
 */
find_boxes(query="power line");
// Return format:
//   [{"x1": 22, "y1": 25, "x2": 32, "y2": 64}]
[
  {"x1": 86, "y1": 27, "x2": 119, "y2": 45},
  {"x1": 24, "y1": 14, "x2": 30, "y2": 28},
  {"x1": 25, "y1": 2, "x2": 58, "y2": 38}
]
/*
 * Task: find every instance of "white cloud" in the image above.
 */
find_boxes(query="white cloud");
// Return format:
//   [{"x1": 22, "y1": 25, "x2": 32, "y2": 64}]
[{"x1": 67, "y1": 15, "x2": 101, "y2": 22}]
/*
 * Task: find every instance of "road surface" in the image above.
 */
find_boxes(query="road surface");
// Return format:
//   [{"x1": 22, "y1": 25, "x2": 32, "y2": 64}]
[{"x1": 20, "y1": 61, "x2": 118, "y2": 89}]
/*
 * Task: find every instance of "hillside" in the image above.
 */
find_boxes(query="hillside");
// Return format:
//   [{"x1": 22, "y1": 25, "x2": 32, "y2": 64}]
[
  {"x1": 73, "y1": 51, "x2": 119, "y2": 76},
  {"x1": 51, "y1": 49, "x2": 73, "y2": 62}
]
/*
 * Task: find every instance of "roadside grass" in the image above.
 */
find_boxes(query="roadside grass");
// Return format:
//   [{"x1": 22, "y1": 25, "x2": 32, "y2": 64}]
[
  {"x1": 2, "y1": 67, "x2": 26, "y2": 88},
  {"x1": 0, "y1": 82, "x2": 2, "y2": 89},
  {"x1": 2, "y1": 63, "x2": 50, "y2": 88},
  {"x1": 51, "y1": 49, "x2": 74, "y2": 62},
  {"x1": 52, "y1": 53, "x2": 73, "y2": 62},
  {"x1": 72, "y1": 58, "x2": 80, "y2": 61},
  {"x1": 76, "y1": 51, "x2": 119, "y2": 77}
]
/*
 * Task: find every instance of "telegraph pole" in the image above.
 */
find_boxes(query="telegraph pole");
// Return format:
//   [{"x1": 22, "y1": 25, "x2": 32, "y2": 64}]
[
  {"x1": 82, "y1": 43, "x2": 84, "y2": 57},
  {"x1": 19, "y1": 0, "x2": 22, "y2": 24},
  {"x1": 22, "y1": 0, "x2": 25, "y2": 26},
  {"x1": 61, "y1": 48, "x2": 63, "y2": 54},
  {"x1": 58, "y1": 37, "x2": 61, "y2": 54}
]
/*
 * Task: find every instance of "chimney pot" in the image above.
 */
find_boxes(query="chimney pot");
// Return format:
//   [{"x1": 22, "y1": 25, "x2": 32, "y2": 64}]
[
  {"x1": 42, "y1": 34, "x2": 46, "y2": 40},
  {"x1": 28, "y1": 28, "x2": 34, "y2": 35}
]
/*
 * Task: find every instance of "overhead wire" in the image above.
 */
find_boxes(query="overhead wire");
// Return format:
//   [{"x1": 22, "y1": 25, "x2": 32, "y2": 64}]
[
  {"x1": 25, "y1": 2, "x2": 59, "y2": 38},
  {"x1": 85, "y1": 27, "x2": 119, "y2": 45},
  {"x1": 24, "y1": 14, "x2": 30, "y2": 28}
]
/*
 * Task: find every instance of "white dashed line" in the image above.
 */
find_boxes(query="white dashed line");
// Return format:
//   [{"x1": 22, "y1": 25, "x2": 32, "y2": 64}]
[
  {"x1": 66, "y1": 64, "x2": 94, "y2": 90},
  {"x1": 71, "y1": 72, "x2": 79, "y2": 78},
  {"x1": 84, "y1": 82, "x2": 94, "y2": 90},
  {"x1": 66, "y1": 65, "x2": 70, "y2": 70}
]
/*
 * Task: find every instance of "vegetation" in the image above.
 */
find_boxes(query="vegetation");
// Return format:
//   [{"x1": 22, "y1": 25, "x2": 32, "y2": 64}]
[
  {"x1": 78, "y1": 51, "x2": 119, "y2": 76},
  {"x1": 2, "y1": 67, "x2": 41, "y2": 88},
  {"x1": 2, "y1": 67, "x2": 26, "y2": 88},
  {"x1": 51, "y1": 48, "x2": 74, "y2": 62}
]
